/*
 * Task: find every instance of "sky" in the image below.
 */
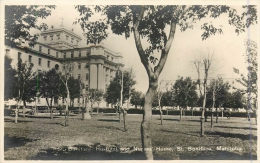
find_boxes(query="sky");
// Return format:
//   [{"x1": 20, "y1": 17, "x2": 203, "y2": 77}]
[{"x1": 4, "y1": 3, "x2": 258, "y2": 93}]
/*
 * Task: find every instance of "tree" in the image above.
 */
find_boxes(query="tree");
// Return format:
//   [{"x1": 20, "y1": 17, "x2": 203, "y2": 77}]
[
  {"x1": 105, "y1": 69, "x2": 136, "y2": 106},
  {"x1": 74, "y1": 5, "x2": 257, "y2": 159},
  {"x1": 130, "y1": 90, "x2": 143, "y2": 109},
  {"x1": 105, "y1": 68, "x2": 136, "y2": 131},
  {"x1": 68, "y1": 77, "x2": 82, "y2": 107},
  {"x1": 206, "y1": 78, "x2": 231, "y2": 124},
  {"x1": 38, "y1": 68, "x2": 61, "y2": 119},
  {"x1": 172, "y1": 77, "x2": 198, "y2": 121},
  {"x1": 237, "y1": 39, "x2": 258, "y2": 124},
  {"x1": 12, "y1": 59, "x2": 36, "y2": 122},
  {"x1": 88, "y1": 89, "x2": 104, "y2": 114},
  {"x1": 5, "y1": 5, "x2": 56, "y2": 47},
  {"x1": 192, "y1": 51, "x2": 223, "y2": 136},
  {"x1": 4, "y1": 55, "x2": 16, "y2": 101},
  {"x1": 55, "y1": 62, "x2": 74, "y2": 126}
]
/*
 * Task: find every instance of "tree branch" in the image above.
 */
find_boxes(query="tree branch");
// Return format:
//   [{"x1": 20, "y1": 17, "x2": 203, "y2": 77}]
[
  {"x1": 154, "y1": 20, "x2": 176, "y2": 77},
  {"x1": 133, "y1": 5, "x2": 154, "y2": 78}
]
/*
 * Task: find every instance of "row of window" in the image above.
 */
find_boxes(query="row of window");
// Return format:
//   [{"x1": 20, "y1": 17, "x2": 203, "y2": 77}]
[
  {"x1": 18, "y1": 52, "x2": 51, "y2": 68},
  {"x1": 77, "y1": 74, "x2": 89, "y2": 81},
  {"x1": 63, "y1": 51, "x2": 90, "y2": 58},
  {"x1": 39, "y1": 45, "x2": 92, "y2": 59}
]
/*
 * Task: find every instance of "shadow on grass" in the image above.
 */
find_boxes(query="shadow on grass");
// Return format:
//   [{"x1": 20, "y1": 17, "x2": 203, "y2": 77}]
[
  {"x1": 96, "y1": 126, "x2": 124, "y2": 131},
  {"x1": 179, "y1": 150, "x2": 257, "y2": 160},
  {"x1": 206, "y1": 131, "x2": 257, "y2": 140},
  {"x1": 215, "y1": 126, "x2": 257, "y2": 130},
  {"x1": 98, "y1": 119, "x2": 120, "y2": 122},
  {"x1": 4, "y1": 135, "x2": 40, "y2": 152},
  {"x1": 4, "y1": 118, "x2": 33, "y2": 123},
  {"x1": 161, "y1": 129, "x2": 198, "y2": 136},
  {"x1": 29, "y1": 143, "x2": 145, "y2": 160},
  {"x1": 157, "y1": 118, "x2": 180, "y2": 122}
]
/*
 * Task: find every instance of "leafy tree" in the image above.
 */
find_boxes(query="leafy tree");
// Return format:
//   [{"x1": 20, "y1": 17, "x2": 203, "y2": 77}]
[
  {"x1": 161, "y1": 90, "x2": 174, "y2": 107},
  {"x1": 5, "y1": 5, "x2": 56, "y2": 47},
  {"x1": 55, "y1": 62, "x2": 74, "y2": 126},
  {"x1": 172, "y1": 77, "x2": 198, "y2": 121},
  {"x1": 88, "y1": 89, "x2": 104, "y2": 113},
  {"x1": 224, "y1": 90, "x2": 244, "y2": 110},
  {"x1": 4, "y1": 55, "x2": 16, "y2": 101},
  {"x1": 68, "y1": 77, "x2": 82, "y2": 107},
  {"x1": 12, "y1": 59, "x2": 36, "y2": 122},
  {"x1": 131, "y1": 90, "x2": 144, "y2": 109},
  {"x1": 206, "y1": 78, "x2": 231, "y2": 124},
  {"x1": 74, "y1": 5, "x2": 257, "y2": 159},
  {"x1": 105, "y1": 69, "x2": 136, "y2": 105},
  {"x1": 236, "y1": 39, "x2": 258, "y2": 124},
  {"x1": 38, "y1": 68, "x2": 61, "y2": 119}
]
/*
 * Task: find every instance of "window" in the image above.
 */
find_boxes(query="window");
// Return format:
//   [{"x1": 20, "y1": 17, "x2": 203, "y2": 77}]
[
  {"x1": 57, "y1": 34, "x2": 60, "y2": 40},
  {"x1": 111, "y1": 57, "x2": 114, "y2": 61},
  {"x1": 71, "y1": 38, "x2": 74, "y2": 43},
  {"x1": 78, "y1": 63, "x2": 81, "y2": 69},
  {"x1": 85, "y1": 85, "x2": 89, "y2": 91},
  {"x1": 78, "y1": 74, "x2": 81, "y2": 80},
  {"x1": 28, "y1": 55, "x2": 32, "y2": 63},
  {"x1": 78, "y1": 51, "x2": 81, "y2": 57},
  {"x1": 18, "y1": 52, "x2": 21, "y2": 60},
  {"x1": 85, "y1": 64, "x2": 89, "y2": 69},
  {"x1": 39, "y1": 46, "x2": 42, "y2": 52},
  {"x1": 87, "y1": 51, "x2": 90, "y2": 57},
  {"x1": 64, "y1": 53, "x2": 66, "y2": 58},
  {"x1": 62, "y1": 98, "x2": 64, "y2": 103},
  {"x1": 37, "y1": 97, "x2": 40, "y2": 103},
  {"x1": 86, "y1": 73, "x2": 89, "y2": 80},
  {"x1": 38, "y1": 58, "x2": 42, "y2": 66},
  {"x1": 77, "y1": 98, "x2": 80, "y2": 103},
  {"x1": 48, "y1": 49, "x2": 50, "y2": 55},
  {"x1": 5, "y1": 49, "x2": 10, "y2": 55},
  {"x1": 50, "y1": 35, "x2": 53, "y2": 41},
  {"x1": 71, "y1": 52, "x2": 74, "y2": 58},
  {"x1": 54, "y1": 97, "x2": 58, "y2": 104},
  {"x1": 66, "y1": 35, "x2": 69, "y2": 40},
  {"x1": 107, "y1": 55, "x2": 109, "y2": 60},
  {"x1": 44, "y1": 36, "x2": 47, "y2": 41},
  {"x1": 47, "y1": 61, "x2": 50, "y2": 68},
  {"x1": 56, "y1": 52, "x2": 59, "y2": 58}
]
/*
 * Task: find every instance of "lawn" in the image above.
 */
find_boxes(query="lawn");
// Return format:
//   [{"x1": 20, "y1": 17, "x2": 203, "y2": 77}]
[{"x1": 4, "y1": 113, "x2": 257, "y2": 160}]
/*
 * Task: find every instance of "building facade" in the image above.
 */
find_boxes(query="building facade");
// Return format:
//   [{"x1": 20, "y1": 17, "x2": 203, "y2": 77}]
[{"x1": 5, "y1": 26, "x2": 123, "y2": 108}]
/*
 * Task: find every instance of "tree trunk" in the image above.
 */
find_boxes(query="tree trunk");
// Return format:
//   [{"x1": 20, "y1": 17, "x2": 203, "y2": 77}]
[
  {"x1": 216, "y1": 108, "x2": 218, "y2": 123},
  {"x1": 141, "y1": 82, "x2": 156, "y2": 160},
  {"x1": 23, "y1": 100, "x2": 26, "y2": 118},
  {"x1": 255, "y1": 111, "x2": 257, "y2": 125},
  {"x1": 65, "y1": 85, "x2": 70, "y2": 126},
  {"x1": 15, "y1": 100, "x2": 21, "y2": 124},
  {"x1": 119, "y1": 105, "x2": 121, "y2": 123},
  {"x1": 159, "y1": 98, "x2": 163, "y2": 125},
  {"x1": 221, "y1": 109, "x2": 223, "y2": 120},
  {"x1": 211, "y1": 109, "x2": 213, "y2": 128},
  {"x1": 200, "y1": 117, "x2": 204, "y2": 136},
  {"x1": 159, "y1": 108, "x2": 163, "y2": 125},
  {"x1": 50, "y1": 97, "x2": 53, "y2": 119},
  {"x1": 84, "y1": 101, "x2": 91, "y2": 119},
  {"x1": 179, "y1": 106, "x2": 182, "y2": 121},
  {"x1": 97, "y1": 103, "x2": 99, "y2": 114},
  {"x1": 192, "y1": 107, "x2": 193, "y2": 116},
  {"x1": 82, "y1": 107, "x2": 85, "y2": 120},
  {"x1": 123, "y1": 109, "x2": 127, "y2": 132}
]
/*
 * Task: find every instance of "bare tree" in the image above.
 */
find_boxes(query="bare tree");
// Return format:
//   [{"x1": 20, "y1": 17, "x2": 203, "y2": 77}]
[{"x1": 192, "y1": 51, "x2": 222, "y2": 136}]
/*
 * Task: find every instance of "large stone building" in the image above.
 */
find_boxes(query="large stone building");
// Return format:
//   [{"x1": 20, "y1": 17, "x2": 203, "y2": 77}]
[{"x1": 5, "y1": 25, "x2": 123, "y2": 108}]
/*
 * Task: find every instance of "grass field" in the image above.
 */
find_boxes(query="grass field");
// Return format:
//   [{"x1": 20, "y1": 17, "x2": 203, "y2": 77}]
[{"x1": 4, "y1": 113, "x2": 257, "y2": 160}]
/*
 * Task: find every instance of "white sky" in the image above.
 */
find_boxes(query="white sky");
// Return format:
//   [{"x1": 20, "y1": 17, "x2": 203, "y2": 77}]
[{"x1": 2, "y1": 2, "x2": 259, "y2": 93}]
